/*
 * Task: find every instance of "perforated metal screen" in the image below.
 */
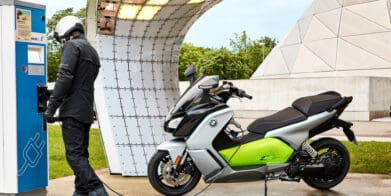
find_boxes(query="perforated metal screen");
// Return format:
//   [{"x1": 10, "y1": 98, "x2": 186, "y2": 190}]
[{"x1": 92, "y1": 0, "x2": 221, "y2": 176}]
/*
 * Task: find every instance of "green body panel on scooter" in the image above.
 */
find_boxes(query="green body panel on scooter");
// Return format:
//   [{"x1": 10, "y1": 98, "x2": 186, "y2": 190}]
[{"x1": 218, "y1": 138, "x2": 294, "y2": 167}]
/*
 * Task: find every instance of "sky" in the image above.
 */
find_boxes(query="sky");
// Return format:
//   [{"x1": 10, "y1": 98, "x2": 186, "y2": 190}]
[{"x1": 24, "y1": 0, "x2": 312, "y2": 48}]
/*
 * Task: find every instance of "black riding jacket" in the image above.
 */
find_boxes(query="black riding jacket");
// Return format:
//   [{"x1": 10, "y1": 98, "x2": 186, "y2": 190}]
[{"x1": 47, "y1": 34, "x2": 100, "y2": 123}]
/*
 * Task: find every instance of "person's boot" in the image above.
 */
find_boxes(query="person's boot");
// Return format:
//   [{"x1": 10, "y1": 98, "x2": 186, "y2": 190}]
[{"x1": 88, "y1": 186, "x2": 109, "y2": 196}]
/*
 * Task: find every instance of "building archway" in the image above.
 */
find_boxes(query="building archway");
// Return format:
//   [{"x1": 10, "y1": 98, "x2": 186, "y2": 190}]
[{"x1": 86, "y1": 0, "x2": 221, "y2": 176}]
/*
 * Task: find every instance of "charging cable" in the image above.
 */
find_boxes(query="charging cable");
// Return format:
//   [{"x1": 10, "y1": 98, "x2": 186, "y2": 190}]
[{"x1": 101, "y1": 180, "x2": 124, "y2": 196}]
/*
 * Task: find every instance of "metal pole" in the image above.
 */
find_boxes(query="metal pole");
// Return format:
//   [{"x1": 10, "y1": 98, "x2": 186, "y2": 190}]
[{"x1": 260, "y1": 42, "x2": 266, "y2": 62}]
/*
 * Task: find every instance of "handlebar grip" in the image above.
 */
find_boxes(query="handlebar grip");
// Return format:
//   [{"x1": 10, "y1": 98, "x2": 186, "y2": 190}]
[
  {"x1": 243, "y1": 93, "x2": 253, "y2": 100},
  {"x1": 237, "y1": 89, "x2": 253, "y2": 100}
]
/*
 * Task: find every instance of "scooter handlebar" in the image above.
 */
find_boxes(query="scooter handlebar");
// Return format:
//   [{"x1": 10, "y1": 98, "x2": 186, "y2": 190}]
[
  {"x1": 236, "y1": 89, "x2": 253, "y2": 100},
  {"x1": 242, "y1": 92, "x2": 253, "y2": 100}
]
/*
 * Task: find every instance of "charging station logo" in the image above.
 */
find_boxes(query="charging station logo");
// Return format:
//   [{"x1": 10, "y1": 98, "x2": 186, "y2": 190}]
[{"x1": 18, "y1": 133, "x2": 45, "y2": 176}]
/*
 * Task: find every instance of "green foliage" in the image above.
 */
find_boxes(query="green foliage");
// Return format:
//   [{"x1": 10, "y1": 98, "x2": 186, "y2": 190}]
[
  {"x1": 343, "y1": 141, "x2": 391, "y2": 174},
  {"x1": 178, "y1": 43, "x2": 214, "y2": 81},
  {"x1": 230, "y1": 31, "x2": 277, "y2": 72},
  {"x1": 47, "y1": 8, "x2": 86, "y2": 82},
  {"x1": 179, "y1": 31, "x2": 277, "y2": 81},
  {"x1": 47, "y1": 49, "x2": 62, "y2": 82},
  {"x1": 49, "y1": 125, "x2": 106, "y2": 179},
  {"x1": 200, "y1": 47, "x2": 253, "y2": 80}
]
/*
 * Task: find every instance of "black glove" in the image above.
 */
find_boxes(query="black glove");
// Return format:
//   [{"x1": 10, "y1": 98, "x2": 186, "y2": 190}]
[{"x1": 44, "y1": 111, "x2": 57, "y2": 123}]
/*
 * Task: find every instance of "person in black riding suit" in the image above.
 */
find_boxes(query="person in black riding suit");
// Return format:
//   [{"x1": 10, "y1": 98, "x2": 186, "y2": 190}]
[{"x1": 44, "y1": 16, "x2": 108, "y2": 196}]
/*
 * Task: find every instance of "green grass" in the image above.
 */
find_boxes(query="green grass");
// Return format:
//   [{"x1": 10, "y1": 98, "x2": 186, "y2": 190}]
[
  {"x1": 49, "y1": 126, "x2": 391, "y2": 179},
  {"x1": 49, "y1": 125, "x2": 107, "y2": 179},
  {"x1": 343, "y1": 141, "x2": 391, "y2": 174}
]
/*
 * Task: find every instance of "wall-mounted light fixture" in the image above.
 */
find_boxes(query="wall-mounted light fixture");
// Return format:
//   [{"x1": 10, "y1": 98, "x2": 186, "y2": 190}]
[
  {"x1": 188, "y1": 0, "x2": 205, "y2": 4},
  {"x1": 97, "y1": 0, "x2": 120, "y2": 35}
]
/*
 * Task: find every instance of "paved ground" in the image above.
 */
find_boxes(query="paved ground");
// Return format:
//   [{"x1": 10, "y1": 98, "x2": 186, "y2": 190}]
[
  {"x1": 25, "y1": 119, "x2": 391, "y2": 196},
  {"x1": 45, "y1": 171, "x2": 391, "y2": 196}
]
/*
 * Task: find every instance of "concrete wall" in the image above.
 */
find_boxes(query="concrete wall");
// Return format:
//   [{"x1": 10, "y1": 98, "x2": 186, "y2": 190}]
[
  {"x1": 369, "y1": 77, "x2": 391, "y2": 119},
  {"x1": 179, "y1": 77, "x2": 391, "y2": 122}
]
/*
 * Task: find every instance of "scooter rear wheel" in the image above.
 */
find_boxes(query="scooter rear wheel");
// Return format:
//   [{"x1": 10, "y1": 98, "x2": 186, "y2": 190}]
[
  {"x1": 303, "y1": 138, "x2": 350, "y2": 190},
  {"x1": 148, "y1": 150, "x2": 201, "y2": 196}
]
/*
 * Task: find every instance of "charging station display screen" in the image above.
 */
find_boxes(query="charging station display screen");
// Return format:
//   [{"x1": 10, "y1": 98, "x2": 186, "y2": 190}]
[{"x1": 28, "y1": 45, "x2": 44, "y2": 64}]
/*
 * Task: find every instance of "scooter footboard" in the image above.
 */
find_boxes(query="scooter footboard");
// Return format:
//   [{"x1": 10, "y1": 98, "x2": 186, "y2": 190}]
[
  {"x1": 188, "y1": 150, "x2": 222, "y2": 178},
  {"x1": 157, "y1": 139, "x2": 186, "y2": 160}
]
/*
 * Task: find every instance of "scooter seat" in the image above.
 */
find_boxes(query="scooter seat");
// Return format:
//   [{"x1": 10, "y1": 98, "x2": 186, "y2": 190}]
[
  {"x1": 247, "y1": 107, "x2": 307, "y2": 135},
  {"x1": 246, "y1": 91, "x2": 343, "y2": 136},
  {"x1": 292, "y1": 91, "x2": 343, "y2": 116}
]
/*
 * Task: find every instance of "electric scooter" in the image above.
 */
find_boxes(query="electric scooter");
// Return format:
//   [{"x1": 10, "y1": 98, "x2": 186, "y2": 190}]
[{"x1": 148, "y1": 66, "x2": 357, "y2": 196}]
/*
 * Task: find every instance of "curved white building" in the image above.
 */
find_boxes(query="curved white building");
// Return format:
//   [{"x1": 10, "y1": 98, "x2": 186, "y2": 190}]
[{"x1": 252, "y1": 0, "x2": 391, "y2": 78}]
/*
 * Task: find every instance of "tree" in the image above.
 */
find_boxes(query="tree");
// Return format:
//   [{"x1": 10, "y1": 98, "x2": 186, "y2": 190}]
[
  {"x1": 229, "y1": 31, "x2": 251, "y2": 53},
  {"x1": 178, "y1": 43, "x2": 212, "y2": 80},
  {"x1": 47, "y1": 8, "x2": 86, "y2": 82},
  {"x1": 178, "y1": 31, "x2": 277, "y2": 80},
  {"x1": 200, "y1": 47, "x2": 252, "y2": 80},
  {"x1": 178, "y1": 45, "x2": 253, "y2": 80},
  {"x1": 230, "y1": 31, "x2": 277, "y2": 72}
]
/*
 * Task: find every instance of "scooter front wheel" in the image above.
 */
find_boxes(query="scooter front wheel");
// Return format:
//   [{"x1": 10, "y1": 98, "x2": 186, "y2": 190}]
[{"x1": 148, "y1": 150, "x2": 201, "y2": 196}]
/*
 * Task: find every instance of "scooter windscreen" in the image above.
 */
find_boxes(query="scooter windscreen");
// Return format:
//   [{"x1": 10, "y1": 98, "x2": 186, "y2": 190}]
[{"x1": 167, "y1": 75, "x2": 219, "y2": 119}]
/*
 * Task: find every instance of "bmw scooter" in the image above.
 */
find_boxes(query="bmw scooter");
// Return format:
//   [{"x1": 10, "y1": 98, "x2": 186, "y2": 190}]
[{"x1": 148, "y1": 66, "x2": 357, "y2": 196}]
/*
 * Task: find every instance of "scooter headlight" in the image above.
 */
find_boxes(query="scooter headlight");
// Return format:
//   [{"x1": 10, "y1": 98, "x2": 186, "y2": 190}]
[
  {"x1": 168, "y1": 117, "x2": 184, "y2": 129},
  {"x1": 165, "y1": 106, "x2": 174, "y2": 121}
]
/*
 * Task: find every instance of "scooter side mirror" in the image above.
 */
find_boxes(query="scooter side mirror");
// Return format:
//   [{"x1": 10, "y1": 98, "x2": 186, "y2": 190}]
[
  {"x1": 184, "y1": 65, "x2": 196, "y2": 85},
  {"x1": 199, "y1": 84, "x2": 218, "y2": 90},
  {"x1": 198, "y1": 76, "x2": 219, "y2": 90}
]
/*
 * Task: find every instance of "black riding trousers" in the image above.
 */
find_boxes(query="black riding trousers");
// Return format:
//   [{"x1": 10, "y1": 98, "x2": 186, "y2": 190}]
[{"x1": 61, "y1": 117, "x2": 102, "y2": 194}]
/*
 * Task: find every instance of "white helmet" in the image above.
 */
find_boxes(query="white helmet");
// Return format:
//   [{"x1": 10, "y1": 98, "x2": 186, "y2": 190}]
[{"x1": 54, "y1": 16, "x2": 84, "y2": 43}]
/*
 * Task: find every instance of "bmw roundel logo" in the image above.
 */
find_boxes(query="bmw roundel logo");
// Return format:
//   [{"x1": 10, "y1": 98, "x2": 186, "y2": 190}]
[{"x1": 209, "y1": 119, "x2": 217, "y2": 127}]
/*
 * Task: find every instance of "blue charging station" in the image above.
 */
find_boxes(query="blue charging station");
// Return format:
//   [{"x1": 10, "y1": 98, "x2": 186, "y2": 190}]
[{"x1": 0, "y1": 0, "x2": 47, "y2": 194}]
